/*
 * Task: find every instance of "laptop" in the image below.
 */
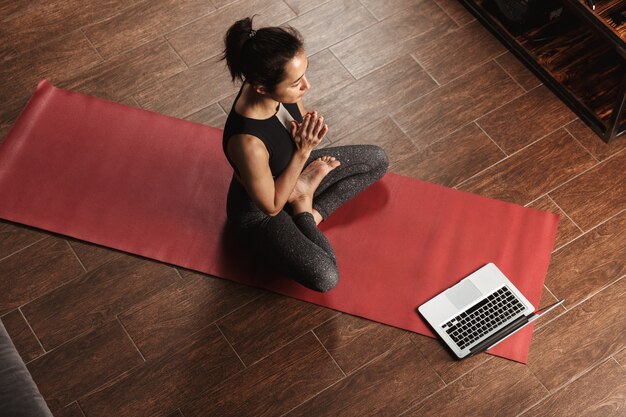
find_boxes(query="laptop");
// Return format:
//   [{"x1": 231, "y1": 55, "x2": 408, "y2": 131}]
[{"x1": 418, "y1": 263, "x2": 563, "y2": 359}]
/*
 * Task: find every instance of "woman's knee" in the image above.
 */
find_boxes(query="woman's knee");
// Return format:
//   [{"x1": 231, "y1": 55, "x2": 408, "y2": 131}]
[
  {"x1": 365, "y1": 145, "x2": 389, "y2": 177},
  {"x1": 306, "y1": 265, "x2": 339, "y2": 293}
]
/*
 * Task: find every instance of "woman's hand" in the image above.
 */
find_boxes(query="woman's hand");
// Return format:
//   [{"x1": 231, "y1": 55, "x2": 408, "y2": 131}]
[{"x1": 290, "y1": 111, "x2": 328, "y2": 156}]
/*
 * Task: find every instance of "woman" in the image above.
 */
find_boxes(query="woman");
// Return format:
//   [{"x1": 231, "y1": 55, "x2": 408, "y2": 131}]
[{"x1": 221, "y1": 16, "x2": 388, "y2": 292}]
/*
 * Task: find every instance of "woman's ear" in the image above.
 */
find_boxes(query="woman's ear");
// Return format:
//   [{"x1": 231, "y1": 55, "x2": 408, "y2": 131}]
[{"x1": 253, "y1": 83, "x2": 269, "y2": 96}]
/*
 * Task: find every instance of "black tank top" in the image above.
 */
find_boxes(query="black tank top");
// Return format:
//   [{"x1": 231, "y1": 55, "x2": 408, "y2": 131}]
[{"x1": 222, "y1": 83, "x2": 303, "y2": 178}]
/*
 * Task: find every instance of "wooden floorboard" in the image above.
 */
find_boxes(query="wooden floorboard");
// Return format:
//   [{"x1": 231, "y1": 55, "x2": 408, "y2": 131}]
[
  {"x1": 457, "y1": 129, "x2": 597, "y2": 205},
  {"x1": 0, "y1": 30, "x2": 102, "y2": 106},
  {"x1": 526, "y1": 277, "x2": 625, "y2": 392},
  {"x1": 410, "y1": 333, "x2": 490, "y2": 384},
  {"x1": 180, "y1": 332, "x2": 345, "y2": 417},
  {"x1": 82, "y1": 0, "x2": 217, "y2": 60},
  {"x1": 392, "y1": 60, "x2": 524, "y2": 149},
  {"x1": 21, "y1": 254, "x2": 178, "y2": 351},
  {"x1": 402, "y1": 357, "x2": 548, "y2": 417},
  {"x1": 549, "y1": 150, "x2": 626, "y2": 231},
  {"x1": 433, "y1": 0, "x2": 475, "y2": 26},
  {"x1": 292, "y1": 48, "x2": 355, "y2": 104},
  {"x1": 54, "y1": 401, "x2": 87, "y2": 417},
  {"x1": 58, "y1": 38, "x2": 187, "y2": 103},
  {"x1": 27, "y1": 319, "x2": 144, "y2": 412},
  {"x1": 476, "y1": 85, "x2": 577, "y2": 154},
  {"x1": 0, "y1": 1, "x2": 624, "y2": 415},
  {"x1": 360, "y1": 0, "x2": 428, "y2": 21},
  {"x1": 544, "y1": 210, "x2": 625, "y2": 309},
  {"x1": 410, "y1": 19, "x2": 505, "y2": 86},
  {"x1": 391, "y1": 122, "x2": 505, "y2": 187},
  {"x1": 66, "y1": 239, "x2": 125, "y2": 272},
  {"x1": 287, "y1": 0, "x2": 378, "y2": 57},
  {"x1": 495, "y1": 51, "x2": 542, "y2": 92},
  {"x1": 166, "y1": 0, "x2": 295, "y2": 66},
  {"x1": 526, "y1": 196, "x2": 582, "y2": 250},
  {"x1": 0, "y1": 308, "x2": 45, "y2": 363},
  {"x1": 119, "y1": 269, "x2": 262, "y2": 360},
  {"x1": 184, "y1": 102, "x2": 228, "y2": 128},
  {"x1": 0, "y1": 220, "x2": 48, "y2": 260},
  {"x1": 78, "y1": 323, "x2": 244, "y2": 417},
  {"x1": 565, "y1": 118, "x2": 626, "y2": 161},
  {"x1": 0, "y1": 237, "x2": 84, "y2": 316},
  {"x1": 0, "y1": 0, "x2": 142, "y2": 55},
  {"x1": 330, "y1": 0, "x2": 456, "y2": 81},
  {"x1": 332, "y1": 116, "x2": 419, "y2": 171},
  {"x1": 520, "y1": 358, "x2": 626, "y2": 417},
  {"x1": 216, "y1": 291, "x2": 339, "y2": 366},
  {"x1": 133, "y1": 54, "x2": 235, "y2": 118},
  {"x1": 310, "y1": 54, "x2": 438, "y2": 142},
  {"x1": 313, "y1": 313, "x2": 410, "y2": 375},
  {"x1": 283, "y1": 337, "x2": 444, "y2": 417}
]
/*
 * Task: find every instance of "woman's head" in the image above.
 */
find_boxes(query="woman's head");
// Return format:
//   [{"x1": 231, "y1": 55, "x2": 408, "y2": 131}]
[{"x1": 221, "y1": 16, "x2": 310, "y2": 103}]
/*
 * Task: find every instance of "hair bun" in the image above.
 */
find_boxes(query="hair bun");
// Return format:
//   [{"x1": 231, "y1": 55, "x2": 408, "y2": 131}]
[{"x1": 221, "y1": 16, "x2": 304, "y2": 92}]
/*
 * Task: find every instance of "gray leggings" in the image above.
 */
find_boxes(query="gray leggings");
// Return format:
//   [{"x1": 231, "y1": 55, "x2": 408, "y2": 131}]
[{"x1": 226, "y1": 145, "x2": 389, "y2": 292}]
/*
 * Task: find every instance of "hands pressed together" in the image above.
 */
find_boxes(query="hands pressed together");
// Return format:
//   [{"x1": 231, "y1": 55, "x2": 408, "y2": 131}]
[{"x1": 290, "y1": 111, "x2": 328, "y2": 156}]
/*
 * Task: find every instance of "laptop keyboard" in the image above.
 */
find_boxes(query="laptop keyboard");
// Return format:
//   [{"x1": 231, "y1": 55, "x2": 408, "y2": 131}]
[{"x1": 441, "y1": 286, "x2": 525, "y2": 350}]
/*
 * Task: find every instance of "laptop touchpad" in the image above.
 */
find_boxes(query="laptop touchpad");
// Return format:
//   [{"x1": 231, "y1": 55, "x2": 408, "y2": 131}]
[{"x1": 446, "y1": 280, "x2": 482, "y2": 309}]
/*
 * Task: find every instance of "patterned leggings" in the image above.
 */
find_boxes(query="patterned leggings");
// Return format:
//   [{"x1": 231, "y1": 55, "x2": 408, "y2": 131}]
[{"x1": 227, "y1": 145, "x2": 388, "y2": 292}]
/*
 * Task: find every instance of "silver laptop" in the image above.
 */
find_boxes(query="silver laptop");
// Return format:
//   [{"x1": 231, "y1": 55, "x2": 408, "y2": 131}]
[{"x1": 418, "y1": 263, "x2": 563, "y2": 359}]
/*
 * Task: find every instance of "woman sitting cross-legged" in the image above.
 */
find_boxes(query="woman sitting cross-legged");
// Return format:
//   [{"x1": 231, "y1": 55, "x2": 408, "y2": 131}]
[{"x1": 221, "y1": 16, "x2": 388, "y2": 292}]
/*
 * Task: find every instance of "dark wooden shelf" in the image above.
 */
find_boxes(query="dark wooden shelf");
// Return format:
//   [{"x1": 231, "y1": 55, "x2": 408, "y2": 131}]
[
  {"x1": 461, "y1": 0, "x2": 626, "y2": 143},
  {"x1": 571, "y1": 0, "x2": 626, "y2": 49},
  {"x1": 520, "y1": 14, "x2": 624, "y2": 124}
]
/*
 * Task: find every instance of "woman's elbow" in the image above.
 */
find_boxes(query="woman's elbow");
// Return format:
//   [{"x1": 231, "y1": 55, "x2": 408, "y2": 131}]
[
  {"x1": 254, "y1": 195, "x2": 283, "y2": 216},
  {"x1": 259, "y1": 204, "x2": 281, "y2": 217},
  {"x1": 259, "y1": 200, "x2": 284, "y2": 217}
]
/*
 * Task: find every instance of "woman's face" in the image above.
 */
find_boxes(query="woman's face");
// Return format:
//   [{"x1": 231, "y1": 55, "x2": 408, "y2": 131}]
[{"x1": 266, "y1": 50, "x2": 311, "y2": 103}]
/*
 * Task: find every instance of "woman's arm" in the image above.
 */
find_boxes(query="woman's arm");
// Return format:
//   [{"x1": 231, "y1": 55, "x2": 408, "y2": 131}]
[
  {"x1": 227, "y1": 111, "x2": 327, "y2": 216},
  {"x1": 227, "y1": 133, "x2": 309, "y2": 216}
]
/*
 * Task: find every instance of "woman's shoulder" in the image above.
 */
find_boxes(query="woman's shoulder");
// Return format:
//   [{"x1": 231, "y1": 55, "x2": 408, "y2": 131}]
[
  {"x1": 224, "y1": 109, "x2": 266, "y2": 139},
  {"x1": 227, "y1": 132, "x2": 264, "y2": 146},
  {"x1": 225, "y1": 133, "x2": 270, "y2": 165}
]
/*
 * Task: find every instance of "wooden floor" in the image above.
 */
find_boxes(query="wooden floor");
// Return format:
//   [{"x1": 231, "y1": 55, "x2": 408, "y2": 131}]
[{"x1": 1, "y1": 1, "x2": 625, "y2": 416}]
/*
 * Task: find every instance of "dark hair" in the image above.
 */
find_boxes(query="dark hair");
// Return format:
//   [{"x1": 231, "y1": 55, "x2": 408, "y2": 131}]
[{"x1": 220, "y1": 15, "x2": 304, "y2": 93}]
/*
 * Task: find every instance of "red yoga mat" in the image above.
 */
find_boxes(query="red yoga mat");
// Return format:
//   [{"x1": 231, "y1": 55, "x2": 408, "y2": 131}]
[{"x1": 0, "y1": 81, "x2": 559, "y2": 363}]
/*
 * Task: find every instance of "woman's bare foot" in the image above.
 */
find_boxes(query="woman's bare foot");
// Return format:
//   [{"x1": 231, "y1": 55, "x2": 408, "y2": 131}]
[
  {"x1": 312, "y1": 208, "x2": 323, "y2": 225},
  {"x1": 289, "y1": 156, "x2": 340, "y2": 216}
]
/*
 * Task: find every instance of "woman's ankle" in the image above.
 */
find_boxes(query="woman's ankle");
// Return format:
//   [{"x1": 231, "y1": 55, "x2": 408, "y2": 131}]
[
  {"x1": 290, "y1": 195, "x2": 313, "y2": 216},
  {"x1": 312, "y1": 208, "x2": 323, "y2": 225}
]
